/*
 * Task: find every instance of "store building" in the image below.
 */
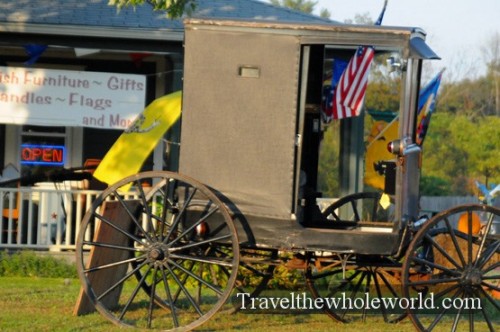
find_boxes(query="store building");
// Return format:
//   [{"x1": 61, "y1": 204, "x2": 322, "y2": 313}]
[{"x1": 0, "y1": 0, "x2": 330, "y2": 249}]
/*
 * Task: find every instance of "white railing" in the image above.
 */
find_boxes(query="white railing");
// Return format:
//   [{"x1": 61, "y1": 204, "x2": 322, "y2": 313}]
[{"x1": 1, "y1": 186, "x2": 104, "y2": 251}]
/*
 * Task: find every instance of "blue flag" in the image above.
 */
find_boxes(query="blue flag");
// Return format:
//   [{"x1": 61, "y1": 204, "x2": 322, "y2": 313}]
[
  {"x1": 321, "y1": 58, "x2": 348, "y2": 122},
  {"x1": 24, "y1": 44, "x2": 47, "y2": 65},
  {"x1": 416, "y1": 70, "x2": 444, "y2": 145}
]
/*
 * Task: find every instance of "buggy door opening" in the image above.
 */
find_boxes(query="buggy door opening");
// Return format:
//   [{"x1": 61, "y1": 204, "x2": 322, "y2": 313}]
[{"x1": 295, "y1": 43, "x2": 416, "y2": 229}]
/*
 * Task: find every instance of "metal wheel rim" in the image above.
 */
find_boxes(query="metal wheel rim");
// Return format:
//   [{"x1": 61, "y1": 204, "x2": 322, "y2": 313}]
[
  {"x1": 402, "y1": 204, "x2": 500, "y2": 332},
  {"x1": 75, "y1": 171, "x2": 240, "y2": 331},
  {"x1": 322, "y1": 192, "x2": 383, "y2": 223}
]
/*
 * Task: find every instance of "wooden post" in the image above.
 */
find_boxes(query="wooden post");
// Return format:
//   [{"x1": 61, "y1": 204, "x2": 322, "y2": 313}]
[{"x1": 74, "y1": 200, "x2": 141, "y2": 316}]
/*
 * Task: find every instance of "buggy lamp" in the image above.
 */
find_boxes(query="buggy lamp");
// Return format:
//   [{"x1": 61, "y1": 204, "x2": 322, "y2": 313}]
[
  {"x1": 386, "y1": 55, "x2": 403, "y2": 73},
  {"x1": 387, "y1": 139, "x2": 403, "y2": 155},
  {"x1": 388, "y1": 139, "x2": 421, "y2": 156}
]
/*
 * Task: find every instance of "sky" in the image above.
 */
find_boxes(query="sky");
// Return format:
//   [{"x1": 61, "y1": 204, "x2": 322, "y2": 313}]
[{"x1": 310, "y1": 0, "x2": 500, "y2": 81}]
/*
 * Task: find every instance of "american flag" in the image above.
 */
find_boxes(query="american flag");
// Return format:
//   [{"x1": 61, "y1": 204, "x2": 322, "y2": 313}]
[
  {"x1": 322, "y1": 0, "x2": 387, "y2": 122},
  {"x1": 330, "y1": 46, "x2": 375, "y2": 120}
]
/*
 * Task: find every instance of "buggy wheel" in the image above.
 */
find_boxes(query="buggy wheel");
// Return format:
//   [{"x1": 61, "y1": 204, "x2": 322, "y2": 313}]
[
  {"x1": 305, "y1": 254, "x2": 406, "y2": 323},
  {"x1": 228, "y1": 248, "x2": 278, "y2": 313},
  {"x1": 76, "y1": 171, "x2": 240, "y2": 331},
  {"x1": 402, "y1": 204, "x2": 500, "y2": 332},
  {"x1": 226, "y1": 248, "x2": 278, "y2": 313},
  {"x1": 322, "y1": 192, "x2": 385, "y2": 223}
]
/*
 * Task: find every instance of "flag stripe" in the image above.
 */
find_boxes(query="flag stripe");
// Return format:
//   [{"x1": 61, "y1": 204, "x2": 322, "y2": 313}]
[
  {"x1": 320, "y1": 0, "x2": 386, "y2": 123},
  {"x1": 347, "y1": 50, "x2": 372, "y2": 106},
  {"x1": 332, "y1": 47, "x2": 374, "y2": 120}
]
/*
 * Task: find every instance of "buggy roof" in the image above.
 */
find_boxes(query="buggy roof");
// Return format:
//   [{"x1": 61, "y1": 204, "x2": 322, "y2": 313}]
[{"x1": 184, "y1": 18, "x2": 438, "y2": 59}]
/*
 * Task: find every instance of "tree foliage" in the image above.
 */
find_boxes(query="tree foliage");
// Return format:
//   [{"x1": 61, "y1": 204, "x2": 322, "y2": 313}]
[
  {"x1": 421, "y1": 114, "x2": 500, "y2": 194},
  {"x1": 317, "y1": 123, "x2": 340, "y2": 197},
  {"x1": 269, "y1": 0, "x2": 330, "y2": 19},
  {"x1": 110, "y1": 0, "x2": 332, "y2": 19},
  {"x1": 269, "y1": 0, "x2": 316, "y2": 14},
  {"x1": 363, "y1": 65, "x2": 500, "y2": 197},
  {"x1": 109, "y1": 0, "x2": 196, "y2": 18}
]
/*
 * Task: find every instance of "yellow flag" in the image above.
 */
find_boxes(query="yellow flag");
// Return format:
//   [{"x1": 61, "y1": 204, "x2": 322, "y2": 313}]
[
  {"x1": 93, "y1": 91, "x2": 182, "y2": 186},
  {"x1": 364, "y1": 119, "x2": 398, "y2": 190}
]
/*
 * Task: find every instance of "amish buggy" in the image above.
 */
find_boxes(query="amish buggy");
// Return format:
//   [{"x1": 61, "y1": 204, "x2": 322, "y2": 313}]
[{"x1": 74, "y1": 19, "x2": 500, "y2": 331}]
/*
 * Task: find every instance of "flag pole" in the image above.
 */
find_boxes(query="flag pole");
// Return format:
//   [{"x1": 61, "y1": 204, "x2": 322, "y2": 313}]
[{"x1": 375, "y1": 0, "x2": 389, "y2": 26}]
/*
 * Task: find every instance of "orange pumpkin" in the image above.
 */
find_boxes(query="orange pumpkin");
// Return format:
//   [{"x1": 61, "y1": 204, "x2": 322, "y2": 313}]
[
  {"x1": 490, "y1": 288, "x2": 500, "y2": 300},
  {"x1": 457, "y1": 212, "x2": 482, "y2": 235}
]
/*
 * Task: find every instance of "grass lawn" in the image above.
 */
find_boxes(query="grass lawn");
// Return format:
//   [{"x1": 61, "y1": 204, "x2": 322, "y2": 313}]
[{"x1": 0, "y1": 276, "x2": 424, "y2": 331}]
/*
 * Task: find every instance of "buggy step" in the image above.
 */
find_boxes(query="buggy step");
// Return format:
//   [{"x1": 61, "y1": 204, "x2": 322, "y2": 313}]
[{"x1": 306, "y1": 219, "x2": 394, "y2": 231}]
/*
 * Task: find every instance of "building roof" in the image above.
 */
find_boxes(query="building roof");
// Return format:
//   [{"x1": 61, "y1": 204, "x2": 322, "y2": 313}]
[
  {"x1": 0, "y1": 0, "x2": 333, "y2": 51},
  {"x1": 0, "y1": 0, "x2": 331, "y2": 32}
]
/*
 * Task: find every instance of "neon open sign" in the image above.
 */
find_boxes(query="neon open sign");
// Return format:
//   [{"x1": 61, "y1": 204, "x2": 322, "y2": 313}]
[{"x1": 20, "y1": 144, "x2": 65, "y2": 166}]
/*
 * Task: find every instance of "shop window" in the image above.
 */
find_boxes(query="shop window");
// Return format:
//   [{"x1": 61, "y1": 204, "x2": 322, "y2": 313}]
[{"x1": 20, "y1": 125, "x2": 66, "y2": 184}]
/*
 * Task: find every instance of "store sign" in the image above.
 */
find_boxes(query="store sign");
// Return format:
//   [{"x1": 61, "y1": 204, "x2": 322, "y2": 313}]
[
  {"x1": 0, "y1": 66, "x2": 146, "y2": 129},
  {"x1": 20, "y1": 144, "x2": 65, "y2": 166}
]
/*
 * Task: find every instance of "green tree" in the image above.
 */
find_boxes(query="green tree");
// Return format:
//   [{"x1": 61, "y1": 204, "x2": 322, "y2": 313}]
[
  {"x1": 317, "y1": 123, "x2": 340, "y2": 197},
  {"x1": 452, "y1": 115, "x2": 500, "y2": 187},
  {"x1": 481, "y1": 32, "x2": 500, "y2": 116},
  {"x1": 343, "y1": 12, "x2": 374, "y2": 25},
  {"x1": 269, "y1": 0, "x2": 316, "y2": 14},
  {"x1": 109, "y1": 0, "x2": 196, "y2": 18},
  {"x1": 365, "y1": 70, "x2": 400, "y2": 112},
  {"x1": 421, "y1": 113, "x2": 471, "y2": 195},
  {"x1": 269, "y1": 0, "x2": 330, "y2": 19},
  {"x1": 318, "y1": 8, "x2": 331, "y2": 19},
  {"x1": 111, "y1": 0, "x2": 332, "y2": 19},
  {"x1": 421, "y1": 113, "x2": 500, "y2": 195},
  {"x1": 420, "y1": 176, "x2": 452, "y2": 196},
  {"x1": 439, "y1": 78, "x2": 493, "y2": 117}
]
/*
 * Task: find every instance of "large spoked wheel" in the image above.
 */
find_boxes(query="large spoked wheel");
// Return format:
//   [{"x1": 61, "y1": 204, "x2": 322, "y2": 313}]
[
  {"x1": 305, "y1": 254, "x2": 406, "y2": 323},
  {"x1": 402, "y1": 204, "x2": 500, "y2": 332},
  {"x1": 76, "y1": 171, "x2": 240, "y2": 331},
  {"x1": 322, "y1": 192, "x2": 387, "y2": 224}
]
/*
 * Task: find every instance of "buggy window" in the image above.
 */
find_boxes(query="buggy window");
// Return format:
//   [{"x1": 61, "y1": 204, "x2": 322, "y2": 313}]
[
  {"x1": 300, "y1": 47, "x2": 404, "y2": 222},
  {"x1": 317, "y1": 50, "x2": 402, "y2": 197}
]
